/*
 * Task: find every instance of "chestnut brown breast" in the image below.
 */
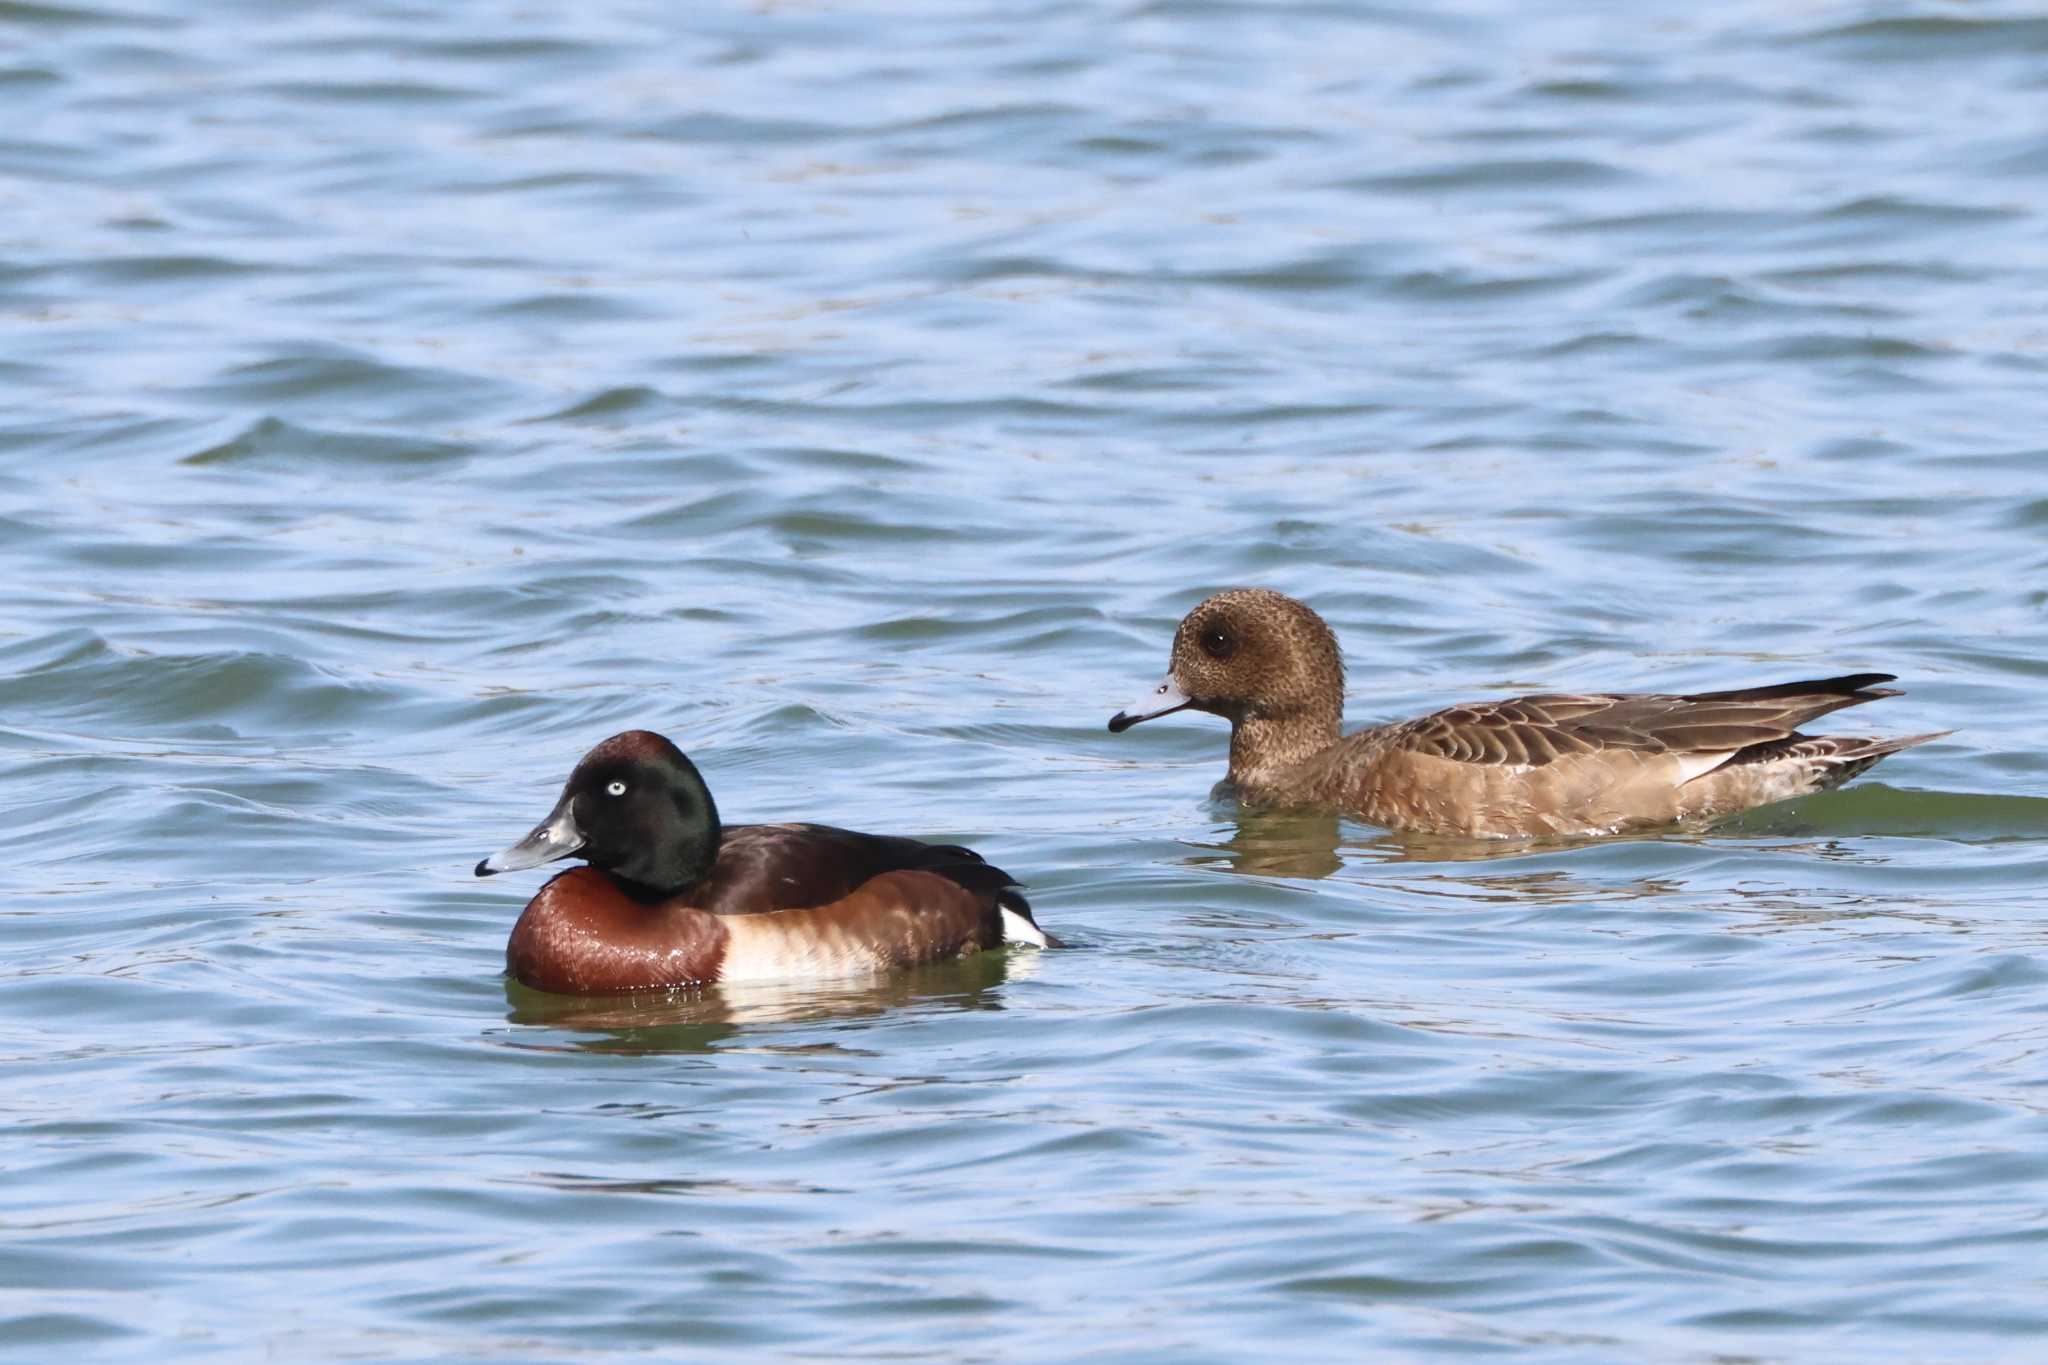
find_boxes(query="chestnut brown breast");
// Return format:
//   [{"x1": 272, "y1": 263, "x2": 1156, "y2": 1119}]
[{"x1": 506, "y1": 866, "x2": 731, "y2": 995}]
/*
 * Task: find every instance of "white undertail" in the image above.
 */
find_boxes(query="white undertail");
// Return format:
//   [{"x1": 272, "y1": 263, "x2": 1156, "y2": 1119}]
[{"x1": 1000, "y1": 905, "x2": 1049, "y2": 948}]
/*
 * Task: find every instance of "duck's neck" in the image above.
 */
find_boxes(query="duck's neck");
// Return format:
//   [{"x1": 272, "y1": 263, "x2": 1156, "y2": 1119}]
[
  {"x1": 608, "y1": 856, "x2": 711, "y2": 906},
  {"x1": 1227, "y1": 698, "x2": 1343, "y2": 798},
  {"x1": 606, "y1": 807, "x2": 722, "y2": 899}
]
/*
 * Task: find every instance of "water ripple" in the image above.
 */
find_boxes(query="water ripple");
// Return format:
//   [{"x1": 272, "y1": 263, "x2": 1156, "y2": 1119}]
[{"x1": 5, "y1": 0, "x2": 2048, "y2": 1359}]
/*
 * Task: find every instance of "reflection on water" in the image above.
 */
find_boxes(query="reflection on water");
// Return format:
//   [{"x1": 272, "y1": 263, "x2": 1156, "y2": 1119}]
[
  {"x1": 499, "y1": 950, "x2": 1025, "y2": 1053},
  {"x1": 1193, "y1": 801, "x2": 1719, "y2": 882},
  {"x1": 1190, "y1": 783, "x2": 2048, "y2": 892},
  {"x1": 1186, "y1": 808, "x2": 1349, "y2": 879}
]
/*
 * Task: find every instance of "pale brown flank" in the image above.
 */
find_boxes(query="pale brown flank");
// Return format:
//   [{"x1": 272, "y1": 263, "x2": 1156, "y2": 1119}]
[
  {"x1": 1125, "y1": 588, "x2": 1947, "y2": 838},
  {"x1": 715, "y1": 870, "x2": 1007, "y2": 982}
]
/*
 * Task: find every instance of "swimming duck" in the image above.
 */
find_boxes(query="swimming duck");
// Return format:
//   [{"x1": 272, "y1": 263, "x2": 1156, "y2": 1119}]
[
  {"x1": 476, "y1": 730, "x2": 1052, "y2": 994},
  {"x1": 1109, "y1": 588, "x2": 1945, "y2": 838}
]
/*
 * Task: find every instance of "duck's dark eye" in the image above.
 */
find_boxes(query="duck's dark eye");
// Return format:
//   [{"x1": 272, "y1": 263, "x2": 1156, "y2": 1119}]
[
  {"x1": 1200, "y1": 627, "x2": 1237, "y2": 661},
  {"x1": 605, "y1": 779, "x2": 627, "y2": 797}
]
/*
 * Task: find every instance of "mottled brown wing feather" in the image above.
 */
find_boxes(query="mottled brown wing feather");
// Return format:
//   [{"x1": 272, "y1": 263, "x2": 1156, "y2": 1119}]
[
  {"x1": 1384, "y1": 674, "x2": 1902, "y2": 769},
  {"x1": 687, "y1": 823, "x2": 1019, "y2": 915}
]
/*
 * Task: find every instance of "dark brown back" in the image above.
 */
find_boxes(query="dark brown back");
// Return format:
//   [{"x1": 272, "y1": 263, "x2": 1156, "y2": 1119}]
[{"x1": 686, "y1": 823, "x2": 1019, "y2": 915}]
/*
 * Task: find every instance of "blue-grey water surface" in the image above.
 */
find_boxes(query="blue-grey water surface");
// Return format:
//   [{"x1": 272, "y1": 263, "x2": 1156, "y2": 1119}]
[{"x1": 6, "y1": 1, "x2": 2048, "y2": 1359}]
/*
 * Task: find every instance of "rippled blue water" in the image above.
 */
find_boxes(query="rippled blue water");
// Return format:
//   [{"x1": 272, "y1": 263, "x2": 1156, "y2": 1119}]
[{"x1": 7, "y1": 1, "x2": 2048, "y2": 1359}]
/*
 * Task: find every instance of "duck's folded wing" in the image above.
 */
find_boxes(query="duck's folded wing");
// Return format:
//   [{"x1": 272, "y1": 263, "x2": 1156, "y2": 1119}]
[
  {"x1": 694, "y1": 823, "x2": 1019, "y2": 915},
  {"x1": 1378, "y1": 674, "x2": 1902, "y2": 769}
]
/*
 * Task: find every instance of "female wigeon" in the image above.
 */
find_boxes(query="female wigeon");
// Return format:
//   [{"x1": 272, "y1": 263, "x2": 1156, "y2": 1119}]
[
  {"x1": 1109, "y1": 588, "x2": 1946, "y2": 838},
  {"x1": 477, "y1": 730, "x2": 1052, "y2": 994}
]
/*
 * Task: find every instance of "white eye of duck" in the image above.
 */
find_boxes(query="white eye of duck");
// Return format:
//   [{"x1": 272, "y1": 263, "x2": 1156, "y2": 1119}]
[{"x1": 605, "y1": 780, "x2": 627, "y2": 797}]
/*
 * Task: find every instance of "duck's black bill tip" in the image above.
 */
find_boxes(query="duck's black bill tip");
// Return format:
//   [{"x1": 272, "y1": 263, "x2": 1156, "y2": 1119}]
[
  {"x1": 474, "y1": 858, "x2": 495, "y2": 878},
  {"x1": 1109, "y1": 678, "x2": 1191, "y2": 733}
]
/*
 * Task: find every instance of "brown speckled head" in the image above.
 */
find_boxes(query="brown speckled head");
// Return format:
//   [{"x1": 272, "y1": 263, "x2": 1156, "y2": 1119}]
[
  {"x1": 1108, "y1": 589, "x2": 1348, "y2": 789},
  {"x1": 1167, "y1": 589, "x2": 1344, "y2": 723},
  {"x1": 1111, "y1": 589, "x2": 1344, "y2": 727}
]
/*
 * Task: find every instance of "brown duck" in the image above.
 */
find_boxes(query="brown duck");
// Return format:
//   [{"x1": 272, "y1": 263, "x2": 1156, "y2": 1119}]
[
  {"x1": 1108, "y1": 588, "x2": 1946, "y2": 838},
  {"x1": 477, "y1": 730, "x2": 1052, "y2": 995}
]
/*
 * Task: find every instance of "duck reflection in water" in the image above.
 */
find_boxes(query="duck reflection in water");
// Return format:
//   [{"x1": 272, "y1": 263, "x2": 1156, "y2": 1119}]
[
  {"x1": 499, "y1": 948, "x2": 1034, "y2": 1055},
  {"x1": 1186, "y1": 808, "x2": 1351, "y2": 880},
  {"x1": 1185, "y1": 806, "x2": 1688, "y2": 880}
]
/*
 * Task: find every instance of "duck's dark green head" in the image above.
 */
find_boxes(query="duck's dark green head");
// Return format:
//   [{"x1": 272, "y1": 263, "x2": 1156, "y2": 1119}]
[{"x1": 476, "y1": 730, "x2": 722, "y2": 898}]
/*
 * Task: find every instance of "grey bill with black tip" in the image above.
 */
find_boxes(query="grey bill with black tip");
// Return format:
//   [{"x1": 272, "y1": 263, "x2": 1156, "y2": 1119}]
[
  {"x1": 475, "y1": 803, "x2": 585, "y2": 877},
  {"x1": 1108, "y1": 676, "x2": 1193, "y2": 733}
]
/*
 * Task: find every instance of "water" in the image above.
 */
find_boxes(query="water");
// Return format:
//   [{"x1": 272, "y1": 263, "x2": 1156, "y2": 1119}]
[{"x1": 5, "y1": 0, "x2": 2048, "y2": 1358}]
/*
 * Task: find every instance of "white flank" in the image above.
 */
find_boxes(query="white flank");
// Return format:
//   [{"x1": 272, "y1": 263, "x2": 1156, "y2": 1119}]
[{"x1": 719, "y1": 919, "x2": 886, "y2": 984}]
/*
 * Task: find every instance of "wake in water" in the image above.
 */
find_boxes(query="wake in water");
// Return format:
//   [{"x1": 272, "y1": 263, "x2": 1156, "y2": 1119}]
[{"x1": 1713, "y1": 782, "x2": 2048, "y2": 841}]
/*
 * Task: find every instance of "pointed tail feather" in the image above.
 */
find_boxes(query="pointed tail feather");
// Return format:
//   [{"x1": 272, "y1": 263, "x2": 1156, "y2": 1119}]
[
  {"x1": 1814, "y1": 731, "x2": 1952, "y2": 787},
  {"x1": 1686, "y1": 674, "x2": 1900, "y2": 704},
  {"x1": 1670, "y1": 675, "x2": 1911, "y2": 751},
  {"x1": 1687, "y1": 729, "x2": 1951, "y2": 787},
  {"x1": 1833, "y1": 730, "x2": 1953, "y2": 759}
]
